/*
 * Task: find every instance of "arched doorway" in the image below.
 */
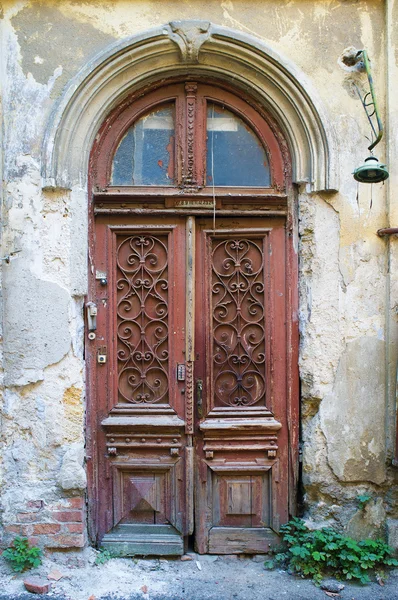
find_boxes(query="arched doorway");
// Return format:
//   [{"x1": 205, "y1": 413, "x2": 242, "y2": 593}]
[{"x1": 87, "y1": 80, "x2": 298, "y2": 555}]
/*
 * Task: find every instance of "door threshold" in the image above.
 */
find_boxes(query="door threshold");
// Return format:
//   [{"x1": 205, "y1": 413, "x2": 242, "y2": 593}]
[
  {"x1": 208, "y1": 526, "x2": 279, "y2": 554},
  {"x1": 101, "y1": 524, "x2": 184, "y2": 556}
]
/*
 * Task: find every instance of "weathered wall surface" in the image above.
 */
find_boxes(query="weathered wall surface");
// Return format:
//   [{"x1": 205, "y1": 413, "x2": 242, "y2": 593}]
[{"x1": 0, "y1": 0, "x2": 397, "y2": 549}]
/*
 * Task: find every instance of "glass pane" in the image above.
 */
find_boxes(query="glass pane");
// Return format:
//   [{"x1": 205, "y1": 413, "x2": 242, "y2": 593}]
[
  {"x1": 206, "y1": 103, "x2": 271, "y2": 187},
  {"x1": 111, "y1": 104, "x2": 175, "y2": 186}
]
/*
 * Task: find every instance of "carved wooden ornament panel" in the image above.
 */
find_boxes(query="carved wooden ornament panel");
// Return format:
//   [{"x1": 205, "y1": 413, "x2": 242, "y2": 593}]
[
  {"x1": 212, "y1": 237, "x2": 267, "y2": 409},
  {"x1": 116, "y1": 233, "x2": 170, "y2": 406}
]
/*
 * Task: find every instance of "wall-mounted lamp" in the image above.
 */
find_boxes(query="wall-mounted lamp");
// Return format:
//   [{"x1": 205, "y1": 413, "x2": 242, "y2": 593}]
[
  {"x1": 354, "y1": 155, "x2": 389, "y2": 184},
  {"x1": 352, "y1": 49, "x2": 389, "y2": 184}
]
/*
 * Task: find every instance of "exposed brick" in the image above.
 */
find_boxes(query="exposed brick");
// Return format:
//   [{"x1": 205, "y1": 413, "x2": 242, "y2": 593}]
[
  {"x1": 4, "y1": 525, "x2": 31, "y2": 536},
  {"x1": 52, "y1": 510, "x2": 83, "y2": 523},
  {"x1": 33, "y1": 523, "x2": 61, "y2": 535},
  {"x1": 52, "y1": 497, "x2": 84, "y2": 510},
  {"x1": 16, "y1": 512, "x2": 38, "y2": 523},
  {"x1": 26, "y1": 500, "x2": 44, "y2": 511},
  {"x1": 68, "y1": 497, "x2": 84, "y2": 509},
  {"x1": 24, "y1": 576, "x2": 51, "y2": 594},
  {"x1": 27, "y1": 537, "x2": 40, "y2": 547},
  {"x1": 65, "y1": 522, "x2": 84, "y2": 533},
  {"x1": 46, "y1": 534, "x2": 85, "y2": 548},
  {"x1": 4, "y1": 525, "x2": 22, "y2": 535}
]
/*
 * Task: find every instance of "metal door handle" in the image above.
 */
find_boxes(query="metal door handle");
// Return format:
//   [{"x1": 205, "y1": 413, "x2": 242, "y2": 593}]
[
  {"x1": 196, "y1": 378, "x2": 203, "y2": 418},
  {"x1": 86, "y1": 302, "x2": 97, "y2": 340}
]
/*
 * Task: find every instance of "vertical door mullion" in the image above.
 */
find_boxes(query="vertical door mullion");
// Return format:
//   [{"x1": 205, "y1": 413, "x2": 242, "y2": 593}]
[
  {"x1": 185, "y1": 216, "x2": 195, "y2": 535},
  {"x1": 180, "y1": 83, "x2": 207, "y2": 190}
]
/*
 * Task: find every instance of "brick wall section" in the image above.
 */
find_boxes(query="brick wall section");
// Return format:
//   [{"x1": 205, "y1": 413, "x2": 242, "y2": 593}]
[{"x1": 3, "y1": 497, "x2": 86, "y2": 549}]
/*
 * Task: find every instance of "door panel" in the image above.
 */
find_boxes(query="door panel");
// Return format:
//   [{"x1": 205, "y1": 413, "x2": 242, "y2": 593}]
[
  {"x1": 92, "y1": 217, "x2": 188, "y2": 555},
  {"x1": 194, "y1": 218, "x2": 288, "y2": 554},
  {"x1": 111, "y1": 224, "x2": 186, "y2": 415},
  {"x1": 91, "y1": 215, "x2": 289, "y2": 555}
]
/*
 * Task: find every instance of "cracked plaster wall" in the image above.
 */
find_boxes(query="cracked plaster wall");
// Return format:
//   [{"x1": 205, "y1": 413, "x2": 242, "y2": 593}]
[{"x1": 0, "y1": 0, "x2": 397, "y2": 544}]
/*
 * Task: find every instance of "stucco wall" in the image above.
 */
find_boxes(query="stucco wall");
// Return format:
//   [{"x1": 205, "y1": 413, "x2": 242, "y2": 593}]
[{"x1": 0, "y1": 0, "x2": 397, "y2": 548}]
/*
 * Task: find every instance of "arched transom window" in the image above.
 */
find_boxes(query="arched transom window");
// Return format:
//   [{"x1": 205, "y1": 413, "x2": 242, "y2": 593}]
[{"x1": 91, "y1": 82, "x2": 287, "y2": 208}]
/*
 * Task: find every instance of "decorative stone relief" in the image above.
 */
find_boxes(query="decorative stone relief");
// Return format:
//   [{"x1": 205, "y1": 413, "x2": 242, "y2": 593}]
[{"x1": 168, "y1": 21, "x2": 211, "y2": 63}]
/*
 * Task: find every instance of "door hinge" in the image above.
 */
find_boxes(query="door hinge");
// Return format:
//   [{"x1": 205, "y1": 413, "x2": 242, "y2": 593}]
[{"x1": 196, "y1": 378, "x2": 203, "y2": 419}]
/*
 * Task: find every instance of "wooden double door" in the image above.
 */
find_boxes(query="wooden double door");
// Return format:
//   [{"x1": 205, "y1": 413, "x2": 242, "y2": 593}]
[{"x1": 89, "y1": 213, "x2": 291, "y2": 555}]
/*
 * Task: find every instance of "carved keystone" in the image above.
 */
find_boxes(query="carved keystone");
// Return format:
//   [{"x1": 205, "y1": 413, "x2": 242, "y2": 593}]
[{"x1": 169, "y1": 21, "x2": 211, "y2": 63}]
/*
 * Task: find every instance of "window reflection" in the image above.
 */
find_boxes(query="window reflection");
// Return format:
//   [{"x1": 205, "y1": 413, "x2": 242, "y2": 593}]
[
  {"x1": 111, "y1": 104, "x2": 175, "y2": 186},
  {"x1": 206, "y1": 103, "x2": 271, "y2": 187}
]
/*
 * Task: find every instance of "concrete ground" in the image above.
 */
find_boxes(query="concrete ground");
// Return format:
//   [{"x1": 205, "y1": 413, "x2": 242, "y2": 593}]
[{"x1": 0, "y1": 550, "x2": 397, "y2": 600}]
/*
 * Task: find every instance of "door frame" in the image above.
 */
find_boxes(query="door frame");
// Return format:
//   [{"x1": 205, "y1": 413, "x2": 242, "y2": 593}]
[{"x1": 85, "y1": 76, "x2": 299, "y2": 548}]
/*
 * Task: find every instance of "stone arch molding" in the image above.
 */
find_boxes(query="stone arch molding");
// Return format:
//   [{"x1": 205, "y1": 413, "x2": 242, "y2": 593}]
[{"x1": 42, "y1": 21, "x2": 338, "y2": 192}]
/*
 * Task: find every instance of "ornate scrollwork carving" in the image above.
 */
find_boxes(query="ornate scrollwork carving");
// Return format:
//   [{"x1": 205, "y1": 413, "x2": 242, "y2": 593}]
[
  {"x1": 168, "y1": 21, "x2": 211, "y2": 63},
  {"x1": 185, "y1": 360, "x2": 194, "y2": 434},
  {"x1": 212, "y1": 238, "x2": 266, "y2": 408},
  {"x1": 117, "y1": 234, "x2": 169, "y2": 404},
  {"x1": 184, "y1": 82, "x2": 197, "y2": 187}
]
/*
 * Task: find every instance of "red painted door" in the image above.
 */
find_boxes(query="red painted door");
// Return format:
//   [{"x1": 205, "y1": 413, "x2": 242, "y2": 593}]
[
  {"x1": 87, "y1": 80, "x2": 298, "y2": 555},
  {"x1": 194, "y1": 217, "x2": 288, "y2": 553},
  {"x1": 91, "y1": 215, "x2": 188, "y2": 555},
  {"x1": 89, "y1": 213, "x2": 289, "y2": 555}
]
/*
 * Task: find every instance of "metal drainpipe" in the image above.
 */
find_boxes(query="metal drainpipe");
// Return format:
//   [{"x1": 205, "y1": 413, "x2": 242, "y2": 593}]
[
  {"x1": 378, "y1": 227, "x2": 398, "y2": 466},
  {"x1": 382, "y1": 0, "x2": 397, "y2": 467}
]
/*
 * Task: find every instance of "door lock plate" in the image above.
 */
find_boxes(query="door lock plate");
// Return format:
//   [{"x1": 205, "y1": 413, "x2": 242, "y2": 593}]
[
  {"x1": 97, "y1": 346, "x2": 107, "y2": 364},
  {"x1": 177, "y1": 363, "x2": 186, "y2": 381}
]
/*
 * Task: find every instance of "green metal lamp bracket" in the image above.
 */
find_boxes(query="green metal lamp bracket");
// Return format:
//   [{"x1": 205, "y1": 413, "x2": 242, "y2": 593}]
[{"x1": 355, "y1": 49, "x2": 383, "y2": 152}]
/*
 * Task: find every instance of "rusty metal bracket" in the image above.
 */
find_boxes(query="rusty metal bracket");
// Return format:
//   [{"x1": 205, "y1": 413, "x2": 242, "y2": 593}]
[
  {"x1": 354, "y1": 49, "x2": 384, "y2": 152},
  {"x1": 377, "y1": 228, "x2": 398, "y2": 236}
]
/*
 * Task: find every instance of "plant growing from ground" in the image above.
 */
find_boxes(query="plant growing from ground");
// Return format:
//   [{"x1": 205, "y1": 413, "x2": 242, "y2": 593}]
[
  {"x1": 95, "y1": 547, "x2": 117, "y2": 565},
  {"x1": 2, "y1": 536, "x2": 42, "y2": 572},
  {"x1": 266, "y1": 517, "x2": 398, "y2": 585}
]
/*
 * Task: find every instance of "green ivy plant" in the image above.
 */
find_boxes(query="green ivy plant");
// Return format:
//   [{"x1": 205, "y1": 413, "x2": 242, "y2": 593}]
[
  {"x1": 266, "y1": 517, "x2": 398, "y2": 585},
  {"x1": 2, "y1": 536, "x2": 42, "y2": 573}
]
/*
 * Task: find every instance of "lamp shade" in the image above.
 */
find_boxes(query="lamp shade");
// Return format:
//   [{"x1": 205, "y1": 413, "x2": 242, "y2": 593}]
[{"x1": 353, "y1": 155, "x2": 389, "y2": 183}]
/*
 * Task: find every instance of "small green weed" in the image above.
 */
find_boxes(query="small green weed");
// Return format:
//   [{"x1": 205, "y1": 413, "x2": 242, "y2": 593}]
[
  {"x1": 95, "y1": 548, "x2": 117, "y2": 565},
  {"x1": 2, "y1": 536, "x2": 42, "y2": 573},
  {"x1": 357, "y1": 494, "x2": 372, "y2": 510},
  {"x1": 266, "y1": 517, "x2": 398, "y2": 585}
]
